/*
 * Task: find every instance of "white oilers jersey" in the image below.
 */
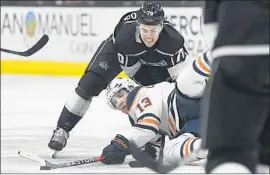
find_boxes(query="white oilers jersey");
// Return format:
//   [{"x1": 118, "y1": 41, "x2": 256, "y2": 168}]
[{"x1": 118, "y1": 82, "x2": 182, "y2": 148}]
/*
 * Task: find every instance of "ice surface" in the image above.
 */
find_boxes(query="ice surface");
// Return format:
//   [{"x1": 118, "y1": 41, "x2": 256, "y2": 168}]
[{"x1": 1, "y1": 74, "x2": 205, "y2": 173}]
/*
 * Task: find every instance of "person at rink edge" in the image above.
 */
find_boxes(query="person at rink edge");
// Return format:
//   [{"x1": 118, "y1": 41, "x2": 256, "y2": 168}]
[
  {"x1": 99, "y1": 51, "x2": 212, "y2": 165},
  {"x1": 200, "y1": 0, "x2": 270, "y2": 173},
  {"x1": 48, "y1": 1, "x2": 190, "y2": 153}
]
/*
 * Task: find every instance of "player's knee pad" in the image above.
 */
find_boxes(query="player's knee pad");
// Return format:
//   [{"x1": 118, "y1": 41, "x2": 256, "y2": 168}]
[
  {"x1": 163, "y1": 133, "x2": 203, "y2": 164},
  {"x1": 64, "y1": 88, "x2": 92, "y2": 118},
  {"x1": 60, "y1": 71, "x2": 107, "y2": 125},
  {"x1": 78, "y1": 71, "x2": 107, "y2": 98},
  {"x1": 58, "y1": 86, "x2": 93, "y2": 131},
  {"x1": 206, "y1": 147, "x2": 258, "y2": 173}
]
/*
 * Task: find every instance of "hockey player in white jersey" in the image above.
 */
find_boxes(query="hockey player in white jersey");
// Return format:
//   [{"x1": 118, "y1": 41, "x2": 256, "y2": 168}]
[{"x1": 100, "y1": 51, "x2": 213, "y2": 165}]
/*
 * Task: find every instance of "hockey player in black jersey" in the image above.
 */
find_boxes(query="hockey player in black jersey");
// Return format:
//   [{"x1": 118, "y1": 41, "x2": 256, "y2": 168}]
[
  {"x1": 48, "y1": 2, "x2": 189, "y2": 154},
  {"x1": 201, "y1": 1, "x2": 269, "y2": 173}
]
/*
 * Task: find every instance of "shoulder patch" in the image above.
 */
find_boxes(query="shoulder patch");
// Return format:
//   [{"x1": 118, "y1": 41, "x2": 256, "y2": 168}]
[{"x1": 126, "y1": 85, "x2": 143, "y2": 110}]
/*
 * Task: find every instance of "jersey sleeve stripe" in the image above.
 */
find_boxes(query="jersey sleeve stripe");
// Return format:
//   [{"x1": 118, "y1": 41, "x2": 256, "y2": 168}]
[
  {"x1": 168, "y1": 115, "x2": 177, "y2": 135},
  {"x1": 184, "y1": 138, "x2": 194, "y2": 156},
  {"x1": 180, "y1": 138, "x2": 194, "y2": 157},
  {"x1": 171, "y1": 94, "x2": 181, "y2": 131},
  {"x1": 138, "y1": 118, "x2": 160, "y2": 129},
  {"x1": 137, "y1": 113, "x2": 161, "y2": 123},
  {"x1": 203, "y1": 52, "x2": 211, "y2": 66},
  {"x1": 197, "y1": 55, "x2": 211, "y2": 73},
  {"x1": 168, "y1": 91, "x2": 177, "y2": 122},
  {"x1": 133, "y1": 123, "x2": 158, "y2": 134},
  {"x1": 192, "y1": 61, "x2": 209, "y2": 77},
  {"x1": 190, "y1": 138, "x2": 200, "y2": 152},
  {"x1": 168, "y1": 91, "x2": 183, "y2": 132},
  {"x1": 180, "y1": 138, "x2": 190, "y2": 158}
]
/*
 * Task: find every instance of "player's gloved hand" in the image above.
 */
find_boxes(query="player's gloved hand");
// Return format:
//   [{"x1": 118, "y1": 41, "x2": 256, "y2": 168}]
[
  {"x1": 129, "y1": 143, "x2": 159, "y2": 168},
  {"x1": 101, "y1": 134, "x2": 130, "y2": 165},
  {"x1": 144, "y1": 143, "x2": 158, "y2": 159}
]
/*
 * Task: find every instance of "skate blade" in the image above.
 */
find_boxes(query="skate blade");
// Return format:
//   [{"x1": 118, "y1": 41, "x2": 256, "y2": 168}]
[{"x1": 51, "y1": 150, "x2": 58, "y2": 158}]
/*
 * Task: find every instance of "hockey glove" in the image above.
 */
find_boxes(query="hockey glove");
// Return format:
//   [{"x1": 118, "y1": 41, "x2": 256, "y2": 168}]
[
  {"x1": 129, "y1": 142, "x2": 159, "y2": 167},
  {"x1": 144, "y1": 143, "x2": 158, "y2": 159},
  {"x1": 101, "y1": 134, "x2": 130, "y2": 165}
]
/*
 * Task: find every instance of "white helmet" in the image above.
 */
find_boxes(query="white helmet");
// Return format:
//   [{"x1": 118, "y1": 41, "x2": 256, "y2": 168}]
[{"x1": 105, "y1": 77, "x2": 138, "y2": 110}]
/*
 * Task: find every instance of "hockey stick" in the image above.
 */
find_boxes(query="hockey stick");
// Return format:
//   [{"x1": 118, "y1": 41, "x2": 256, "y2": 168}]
[
  {"x1": 1, "y1": 34, "x2": 49, "y2": 57},
  {"x1": 18, "y1": 151, "x2": 104, "y2": 170},
  {"x1": 129, "y1": 133, "x2": 166, "y2": 168},
  {"x1": 130, "y1": 141, "x2": 207, "y2": 174},
  {"x1": 130, "y1": 141, "x2": 179, "y2": 174}
]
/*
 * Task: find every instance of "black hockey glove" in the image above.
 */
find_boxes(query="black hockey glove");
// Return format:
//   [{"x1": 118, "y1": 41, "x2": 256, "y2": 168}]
[
  {"x1": 144, "y1": 143, "x2": 158, "y2": 159},
  {"x1": 129, "y1": 143, "x2": 159, "y2": 168},
  {"x1": 101, "y1": 134, "x2": 130, "y2": 165}
]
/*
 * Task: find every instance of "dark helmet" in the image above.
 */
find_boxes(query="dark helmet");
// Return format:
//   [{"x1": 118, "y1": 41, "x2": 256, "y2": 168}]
[{"x1": 137, "y1": 2, "x2": 165, "y2": 26}]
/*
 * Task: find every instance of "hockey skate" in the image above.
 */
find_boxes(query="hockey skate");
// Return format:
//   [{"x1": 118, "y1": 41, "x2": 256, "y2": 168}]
[{"x1": 48, "y1": 127, "x2": 69, "y2": 158}]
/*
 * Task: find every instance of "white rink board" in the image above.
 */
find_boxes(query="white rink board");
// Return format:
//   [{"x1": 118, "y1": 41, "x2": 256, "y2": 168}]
[
  {"x1": 1, "y1": 74, "x2": 205, "y2": 173},
  {"x1": 1, "y1": 7, "x2": 204, "y2": 61}
]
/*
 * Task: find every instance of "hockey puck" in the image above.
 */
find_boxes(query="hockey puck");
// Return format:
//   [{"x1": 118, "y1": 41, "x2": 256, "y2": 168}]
[
  {"x1": 40, "y1": 166, "x2": 52, "y2": 170},
  {"x1": 128, "y1": 161, "x2": 145, "y2": 168}
]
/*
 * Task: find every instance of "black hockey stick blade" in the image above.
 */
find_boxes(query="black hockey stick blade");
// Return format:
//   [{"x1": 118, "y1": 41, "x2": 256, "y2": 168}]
[
  {"x1": 128, "y1": 160, "x2": 145, "y2": 168},
  {"x1": 129, "y1": 141, "x2": 179, "y2": 174},
  {"x1": 1, "y1": 34, "x2": 49, "y2": 57}
]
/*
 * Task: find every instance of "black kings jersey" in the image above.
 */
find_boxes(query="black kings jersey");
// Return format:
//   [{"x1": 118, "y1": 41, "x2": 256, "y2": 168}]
[{"x1": 113, "y1": 11, "x2": 188, "y2": 85}]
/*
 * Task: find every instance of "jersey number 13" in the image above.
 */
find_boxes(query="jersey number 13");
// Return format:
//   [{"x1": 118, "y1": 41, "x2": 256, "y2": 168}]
[{"x1": 137, "y1": 97, "x2": 152, "y2": 112}]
